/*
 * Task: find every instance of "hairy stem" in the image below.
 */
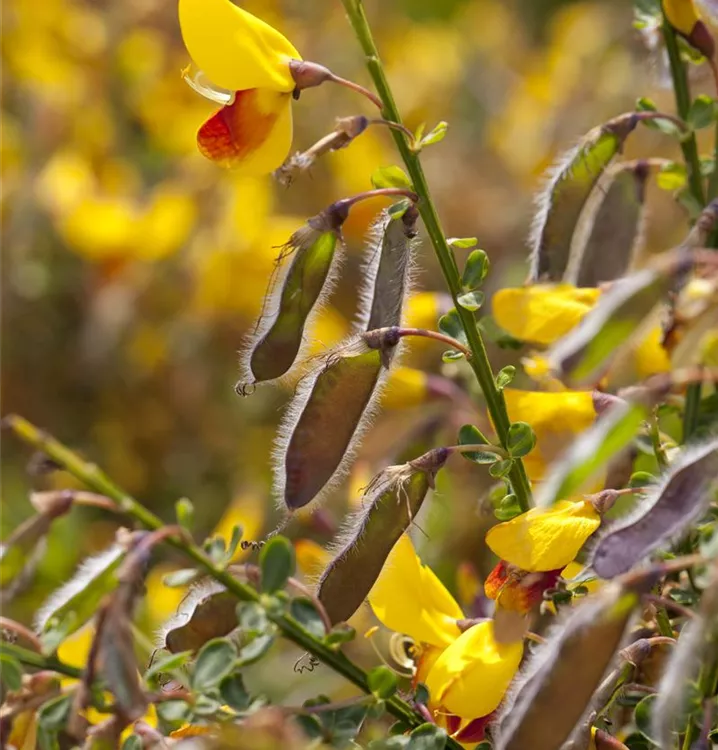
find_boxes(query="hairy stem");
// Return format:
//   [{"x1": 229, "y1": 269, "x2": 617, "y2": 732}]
[
  {"x1": 2, "y1": 415, "x2": 446, "y2": 738},
  {"x1": 339, "y1": 0, "x2": 532, "y2": 512},
  {"x1": 662, "y1": 16, "x2": 706, "y2": 442}
]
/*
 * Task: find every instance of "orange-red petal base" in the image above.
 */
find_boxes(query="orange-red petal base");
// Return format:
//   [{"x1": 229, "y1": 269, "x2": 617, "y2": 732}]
[{"x1": 485, "y1": 560, "x2": 562, "y2": 613}]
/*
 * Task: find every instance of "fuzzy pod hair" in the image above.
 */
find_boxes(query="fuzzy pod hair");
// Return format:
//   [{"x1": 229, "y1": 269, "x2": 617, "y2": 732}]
[
  {"x1": 494, "y1": 582, "x2": 640, "y2": 750},
  {"x1": 35, "y1": 544, "x2": 125, "y2": 634},
  {"x1": 591, "y1": 436, "x2": 718, "y2": 578},
  {"x1": 563, "y1": 160, "x2": 649, "y2": 288},
  {"x1": 237, "y1": 206, "x2": 348, "y2": 390},
  {"x1": 274, "y1": 339, "x2": 398, "y2": 511},
  {"x1": 528, "y1": 114, "x2": 640, "y2": 283},
  {"x1": 157, "y1": 579, "x2": 238, "y2": 653},
  {"x1": 317, "y1": 448, "x2": 448, "y2": 624},
  {"x1": 355, "y1": 205, "x2": 420, "y2": 333}
]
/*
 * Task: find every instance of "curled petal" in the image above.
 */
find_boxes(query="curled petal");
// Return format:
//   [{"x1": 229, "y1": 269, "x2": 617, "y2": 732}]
[
  {"x1": 484, "y1": 561, "x2": 562, "y2": 612},
  {"x1": 493, "y1": 285, "x2": 600, "y2": 346},
  {"x1": 179, "y1": 0, "x2": 300, "y2": 93},
  {"x1": 197, "y1": 89, "x2": 293, "y2": 173},
  {"x1": 368, "y1": 534, "x2": 463, "y2": 649},
  {"x1": 425, "y1": 620, "x2": 522, "y2": 719},
  {"x1": 486, "y1": 500, "x2": 601, "y2": 573}
]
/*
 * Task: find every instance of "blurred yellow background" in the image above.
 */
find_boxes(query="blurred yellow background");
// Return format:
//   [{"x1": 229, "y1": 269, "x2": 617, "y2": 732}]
[{"x1": 0, "y1": 0, "x2": 700, "y2": 650}]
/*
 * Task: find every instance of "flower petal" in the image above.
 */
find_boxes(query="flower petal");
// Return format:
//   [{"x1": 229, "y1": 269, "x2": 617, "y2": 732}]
[
  {"x1": 179, "y1": 0, "x2": 299, "y2": 92},
  {"x1": 493, "y1": 285, "x2": 600, "y2": 346},
  {"x1": 484, "y1": 561, "x2": 562, "y2": 612},
  {"x1": 503, "y1": 389, "x2": 596, "y2": 482},
  {"x1": 425, "y1": 620, "x2": 522, "y2": 719},
  {"x1": 368, "y1": 534, "x2": 463, "y2": 649},
  {"x1": 486, "y1": 499, "x2": 601, "y2": 572},
  {"x1": 197, "y1": 89, "x2": 292, "y2": 173}
]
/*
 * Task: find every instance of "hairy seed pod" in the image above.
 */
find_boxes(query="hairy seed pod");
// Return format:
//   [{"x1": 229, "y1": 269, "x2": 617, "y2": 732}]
[
  {"x1": 529, "y1": 113, "x2": 640, "y2": 282},
  {"x1": 279, "y1": 346, "x2": 388, "y2": 510},
  {"x1": 317, "y1": 448, "x2": 448, "y2": 624},
  {"x1": 240, "y1": 205, "x2": 348, "y2": 387},
  {"x1": 495, "y1": 582, "x2": 640, "y2": 750},
  {"x1": 592, "y1": 437, "x2": 718, "y2": 578},
  {"x1": 564, "y1": 161, "x2": 649, "y2": 287},
  {"x1": 547, "y1": 255, "x2": 690, "y2": 388},
  {"x1": 358, "y1": 205, "x2": 419, "y2": 331}
]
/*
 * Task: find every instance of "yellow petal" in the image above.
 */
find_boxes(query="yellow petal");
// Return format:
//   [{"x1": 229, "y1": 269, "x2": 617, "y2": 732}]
[
  {"x1": 368, "y1": 535, "x2": 463, "y2": 648},
  {"x1": 503, "y1": 389, "x2": 596, "y2": 482},
  {"x1": 178, "y1": 0, "x2": 300, "y2": 93},
  {"x1": 197, "y1": 89, "x2": 293, "y2": 173},
  {"x1": 493, "y1": 285, "x2": 600, "y2": 346},
  {"x1": 633, "y1": 326, "x2": 671, "y2": 378},
  {"x1": 381, "y1": 367, "x2": 428, "y2": 409},
  {"x1": 486, "y1": 499, "x2": 601, "y2": 572},
  {"x1": 426, "y1": 620, "x2": 522, "y2": 718},
  {"x1": 662, "y1": 0, "x2": 701, "y2": 37},
  {"x1": 294, "y1": 539, "x2": 331, "y2": 579}
]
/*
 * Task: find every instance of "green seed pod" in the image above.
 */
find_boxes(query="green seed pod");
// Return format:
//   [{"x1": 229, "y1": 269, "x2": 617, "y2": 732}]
[
  {"x1": 358, "y1": 205, "x2": 419, "y2": 331},
  {"x1": 564, "y1": 160, "x2": 649, "y2": 287},
  {"x1": 496, "y1": 582, "x2": 641, "y2": 750},
  {"x1": 317, "y1": 448, "x2": 449, "y2": 624},
  {"x1": 529, "y1": 113, "x2": 640, "y2": 282},
  {"x1": 240, "y1": 205, "x2": 348, "y2": 387}
]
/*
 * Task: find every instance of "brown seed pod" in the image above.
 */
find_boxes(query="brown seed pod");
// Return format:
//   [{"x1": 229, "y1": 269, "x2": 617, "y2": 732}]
[
  {"x1": 317, "y1": 448, "x2": 448, "y2": 624},
  {"x1": 591, "y1": 437, "x2": 718, "y2": 578}
]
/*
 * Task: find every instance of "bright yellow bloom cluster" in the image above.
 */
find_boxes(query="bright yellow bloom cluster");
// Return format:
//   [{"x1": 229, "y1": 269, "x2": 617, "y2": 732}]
[
  {"x1": 179, "y1": 0, "x2": 301, "y2": 172},
  {"x1": 368, "y1": 535, "x2": 523, "y2": 742}
]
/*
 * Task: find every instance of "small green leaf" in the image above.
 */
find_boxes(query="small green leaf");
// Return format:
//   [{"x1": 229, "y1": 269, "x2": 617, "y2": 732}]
[
  {"x1": 418, "y1": 121, "x2": 448, "y2": 148},
  {"x1": 414, "y1": 683, "x2": 430, "y2": 706},
  {"x1": 448, "y1": 237, "x2": 478, "y2": 249},
  {"x1": 368, "y1": 665, "x2": 399, "y2": 699},
  {"x1": 458, "y1": 424, "x2": 499, "y2": 464},
  {"x1": 121, "y1": 736, "x2": 143, "y2": 750},
  {"x1": 144, "y1": 650, "x2": 192, "y2": 682},
  {"x1": 656, "y1": 162, "x2": 687, "y2": 191},
  {"x1": 413, "y1": 123, "x2": 426, "y2": 143},
  {"x1": 238, "y1": 633, "x2": 274, "y2": 665},
  {"x1": 162, "y1": 568, "x2": 200, "y2": 587},
  {"x1": 191, "y1": 638, "x2": 237, "y2": 692},
  {"x1": 175, "y1": 497, "x2": 194, "y2": 532},
  {"x1": 407, "y1": 723, "x2": 448, "y2": 750},
  {"x1": 628, "y1": 471, "x2": 656, "y2": 488},
  {"x1": 295, "y1": 713, "x2": 325, "y2": 740},
  {"x1": 371, "y1": 165, "x2": 412, "y2": 190},
  {"x1": 259, "y1": 536, "x2": 295, "y2": 593},
  {"x1": 489, "y1": 459, "x2": 514, "y2": 479},
  {"x1": 634, "y1": 694, "x2": 661, "y2": 744},
  {"x1": 205, "y1": 536, "x2": 226, "y2": 564},
  {"x1": 507, "y1": 421, "x2": 536, "y2": 458},
  {"x1": 438, "y1": 308, "x2": 468, "y2": 346},
  {"x1": 38, "y1": 694, "x2": 71, "y2": 731},
  {"x1": 237, "y1": 602, "x2": 269, "y2": 634},
  {"x1": 0, "y1": 653, "x2": 23, "y2": 690},
  {"x1": 457, "y1": 290, "x2": 485, "y2": 312},
  {"x1": 219, "y1": 673, "x2": 251, "y2": 711},
  {"x1": 636, "y1": 97, "x2": 684, "y2": 138},
  {"x1": 441, "y1": 349, "x2": 465, "y2": 362},
  {"x1": 290, "y1": 597, "x2": 327, "y2": 639},
  {"x1": 325, "y1": 623, "x2": 356, "y2": 649},
  {"x1": 494, "y1": 493, "x2": 522, "y2": 521},
  {"x1": 156, "y1": 698, "x2": 191, "y2": 726},
  {"x1": 388, "y1": 199, "x2": 412, "y2": 219},
  {"x1": 461, "y1": 248, "x2": 490, "y2": 287},
  {"x1": 687, "y1": 94, "x2": 718, "y2": 131},
  {"x1": 495, "y1": 365, "x2": 516, "y2": 390}
]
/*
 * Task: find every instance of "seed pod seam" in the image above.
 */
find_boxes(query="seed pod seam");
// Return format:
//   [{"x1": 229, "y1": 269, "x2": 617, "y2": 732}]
[{"x1": 35, "y1": 543, "x2": 125, "y2": 631}]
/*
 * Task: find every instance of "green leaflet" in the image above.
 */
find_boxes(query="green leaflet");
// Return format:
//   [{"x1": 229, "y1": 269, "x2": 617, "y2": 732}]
[
  {"x1": 529, "y1": 114, "x2": 639, "y2": 282},
  {"x1": 564, "y1": 160, "x2": 649, "y2": 287},
  {"x1": 317, "y1": 450, "x2": 447, "y2": 624},
  {"x1": 280, "y1": 349, "x2": 385, "y2": 510},
  {"x1": 247, "y1": 224, "x2": 341, "y2": 385}
]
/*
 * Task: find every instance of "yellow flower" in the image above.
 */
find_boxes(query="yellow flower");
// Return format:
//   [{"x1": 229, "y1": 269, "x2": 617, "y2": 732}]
[
  {"x1": 503, "y1": 388, "x2": 596, "y2": 482},
  {"x1": 662, "y1": 0, "x2": 702, "y2": 38},
  {"x1": 368, "y1": 535, "x2": 523, "y2": 737},
  {"x1": 485, "y1": 499, "x2": 601, "y2": 572},
  {"x1": 178, "y1": 0, "x2": 301, "y2": 172}
]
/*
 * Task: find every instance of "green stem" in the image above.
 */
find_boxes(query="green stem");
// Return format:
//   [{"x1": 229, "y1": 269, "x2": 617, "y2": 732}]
[
  {"x1": 1, "y1": 641, "x2": 83, "y2": 680},
  {"x1": 339, "y1": 0, "x2": 532, "y2": 512},
  {"x1": 662, "y1": 18, "x2": 705, "y2": 443},
  {"x1": 2, "y1": 416, "x2": 439, "y2": 739}
]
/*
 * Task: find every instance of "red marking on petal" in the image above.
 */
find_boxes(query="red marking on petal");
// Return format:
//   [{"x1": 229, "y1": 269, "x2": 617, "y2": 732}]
[
  {"x1": 443, "y1": 712, "x2": 462, "y2": 737},
  {"x1": 197, "y1": 89, "x2": 279, "y2": 167},
  {"x1": 454, "y1": 712, "x2": 493, "y2": 743},
  {"x1": 485, "y1": 561, "x2": 562, "y2": 613}
]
